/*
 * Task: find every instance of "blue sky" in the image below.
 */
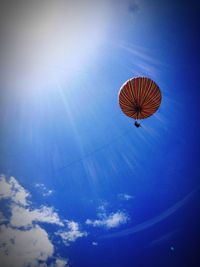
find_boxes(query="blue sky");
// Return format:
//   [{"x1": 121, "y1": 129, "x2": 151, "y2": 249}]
[{"x1": 0, "y1": 1, "x2": 200, "y2": 267}]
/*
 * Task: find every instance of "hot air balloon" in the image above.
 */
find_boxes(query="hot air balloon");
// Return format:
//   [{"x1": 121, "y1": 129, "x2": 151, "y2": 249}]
[{"x1": 118, "y1": 77, "x2": 162, "y2": 127}]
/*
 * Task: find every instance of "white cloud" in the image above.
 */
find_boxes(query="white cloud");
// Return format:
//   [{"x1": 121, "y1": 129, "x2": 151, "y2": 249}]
[
  {"x1": 0, "y1": 175, "x2": 30, "y2": 206},
  {"x1": 10, "y1": 205, "x2": 64, "y2": 227},
  {"x1": 35, "y1": 183, "x2": 45, "y2": 188},
  {"x1": 0, "y1": 224, "x2": 54, "y2": 267},
  {"x1": 92, "y1": 242, "x2": 98, "y2": 246},
  {"x1": 57, "y1": 220, "x2": 87, "y2": 245},
  {"x1": 0, "y1": 175, "x2": 70, "y2": 266},
  {"x1": 44, "y1": 190, "x2": 53, "y2": 197},
  {"x1": 86, "y1": 211, "x2": 129, "y2": 229},
  {"x1": 54, "y1": 258, "x2": 69, "y2": 267},
  {"x1": 97, "y1": 201, "x2": 108, "y2": 212},
  {"x1": 35, "y1": 183, "x2": 53, "y2": 197},
  {"x1": 118, "y1": 193, "x2": 134, "y2": 201},
  {"x1": 0, "y1": 211, "x2": 6, "y2": 224}
]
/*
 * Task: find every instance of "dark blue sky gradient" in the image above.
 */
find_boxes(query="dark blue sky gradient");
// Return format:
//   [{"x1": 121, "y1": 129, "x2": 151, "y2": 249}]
[{"x1": 0, "y1": 1, "x2": 200, "y2": 266}]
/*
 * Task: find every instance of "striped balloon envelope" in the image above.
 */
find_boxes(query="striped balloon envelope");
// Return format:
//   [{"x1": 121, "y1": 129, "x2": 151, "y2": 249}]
[{"x1": 118, "y1": 77, "x2": 162, "y2": 120}]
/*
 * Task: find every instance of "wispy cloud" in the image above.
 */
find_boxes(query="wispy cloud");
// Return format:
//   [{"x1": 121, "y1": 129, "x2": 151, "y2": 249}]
[
  {"x1": 118, "y1": 193, "x2": 134, "y2": 201},
  {"x1": 57, "y1": 220, "x2": 87, "y2": 246},
  {"x1": 54, "y1": 258, "x2": 69, "y2": 267},
  {"x1": 86, "y1": 211, "x2": 129, "y2": 229},
  {"x1": 101, "y1": 188, "x2": 199, "y2": 239},
  {"x1": 35, "y1": 183, "x2": 53, "y2": 197}
]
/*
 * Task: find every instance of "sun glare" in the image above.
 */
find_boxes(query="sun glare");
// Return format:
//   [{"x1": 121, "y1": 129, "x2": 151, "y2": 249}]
[{"x1": 7, "y1": 1, "x2": 112, "y2": 91}]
